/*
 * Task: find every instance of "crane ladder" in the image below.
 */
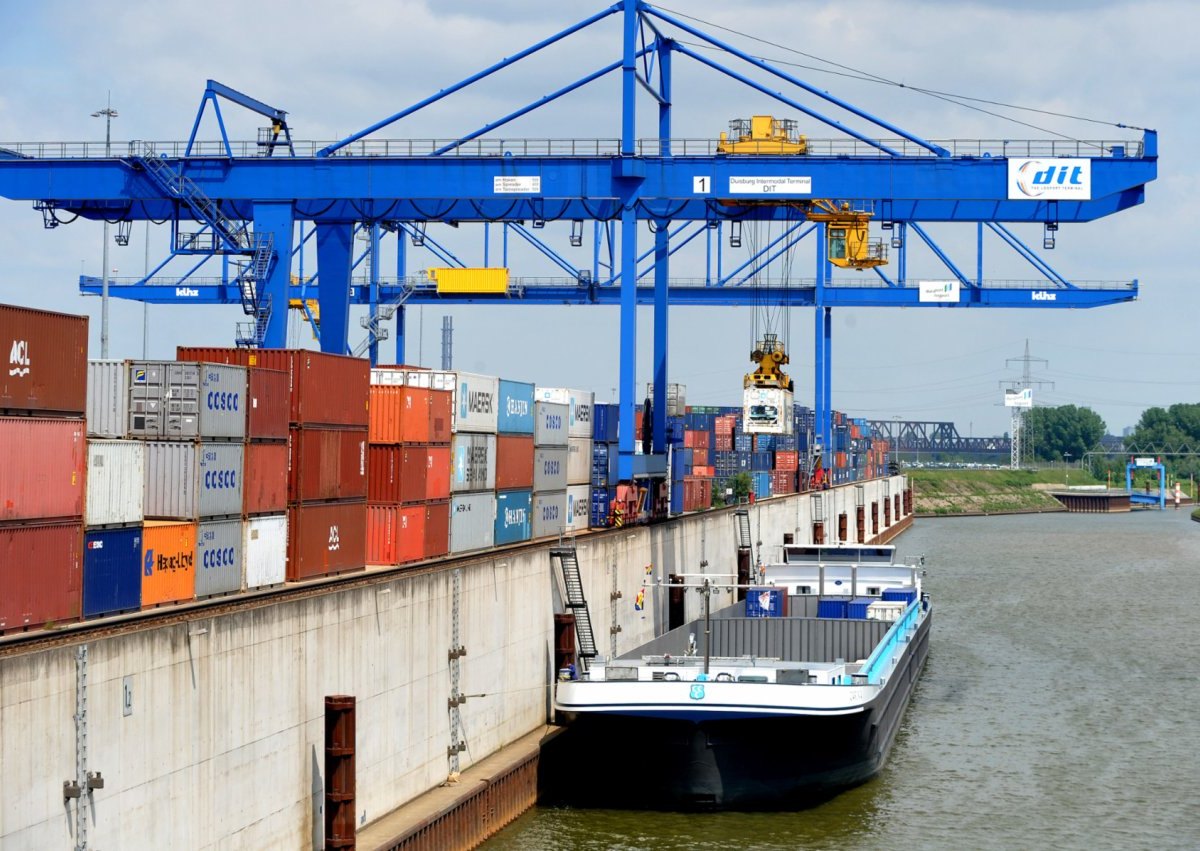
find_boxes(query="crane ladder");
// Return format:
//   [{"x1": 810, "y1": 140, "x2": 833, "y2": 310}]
[
  {"x1": 233, "y1": 233, "x2": 275, "y2": 347},
  {"x1": 734, "y1": 509, "x2": 753, "y2": 550},
  {"x1": 551, "y1": 547, "x2": 597, "y2": 670}
]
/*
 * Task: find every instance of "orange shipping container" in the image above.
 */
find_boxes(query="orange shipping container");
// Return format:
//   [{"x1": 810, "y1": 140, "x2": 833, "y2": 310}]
[
  {"x1": 243, "y1": 441, "x2": 289, "y2": 515},
  {"x1": 369, "y1": 385, "x2": 431, "y2": 445},
  {"x1": 141, "y1": 521, "x2": 197, "y2": 606},
  {"x1": 366, "y1": 504, "x2": 426, "y2": 565},
  {"x1": 430, "y1": 390, "x2": 452, "y2": 444}
]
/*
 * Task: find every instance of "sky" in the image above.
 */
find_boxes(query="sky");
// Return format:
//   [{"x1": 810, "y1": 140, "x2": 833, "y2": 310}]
[{"x1": 0, "y1": 0, "x2": 1195, "y2": 437}]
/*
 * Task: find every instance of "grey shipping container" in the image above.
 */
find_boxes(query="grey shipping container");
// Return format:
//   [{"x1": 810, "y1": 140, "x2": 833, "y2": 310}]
[
  {"x1": 451, "y1": 433, "x2": 497, "y2": 493},
  {"x1": 566, "y1": 437, "x2": 593, "y2": 486},
  {"x1": 532, "y1": 490, "x2": 567, "y2": 539},
  {"x1": 86, "y1": 360, "x2": 128, "y2": 439},
  {"x1": 85, "y1": 439, "x2": 144, "y2": 527},
  {"x1": 145, "y1": 441, "x2": 244, "y2": 520},
  {"x1": 565, "y1": 484, "x2": 590, "y2": 533},
  {"x1": 534, "y1": 402, "x2": 569, "y2": 447},
  {"x1": 533, "y1": 447, "x2": 568, "y2": 492},
  {"x1": 450, "y1": 492, "x2": 496, "y2": 554},
  {"x1": 195, "y1": 518, "x2": 243, "y2": 597},
  {"x1": 128, "y1": 360, "x2": 248, "y2": 440},
  {"x1": 197, "y1": 442, "x2": 245, "y2": 517},
  {"x1": 451, "y1": 371, "x2": 499, "y2": 434}
]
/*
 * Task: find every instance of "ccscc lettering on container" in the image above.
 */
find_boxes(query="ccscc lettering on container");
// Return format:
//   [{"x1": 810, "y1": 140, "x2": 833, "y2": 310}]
[
  {"x1": 205, "y1": 390, "x2": 240, "y2": 411},
  {"x1": 542, "y1": 505, "x2": 560, "y2": 521},
  {"x1": 203, "y1": 469, "x2": 238, "y2": 489},
  {"x1": 543, "y1": 459, "x2": 561, "y2": 475},
  {"x1": 201, "y1": 547, "x2": 237, "y2": 569}
]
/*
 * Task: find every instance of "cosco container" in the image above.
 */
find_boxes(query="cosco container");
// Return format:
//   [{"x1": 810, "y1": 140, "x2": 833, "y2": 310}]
[
  {"x1": 141, "y1": 521, "x2": 197, "y2": 607},
  {"x1": 195, "y1": 518, "x2": 243, "y2": 597},
  {"x1": 533, "y1": 447, "x2": 568, "y2": 493},
  {"x1": 531, "y1": 490, "x2": 566, "y2": 539},
  {"x1": 243, "y1": 441, "x2": 288, "y2": 516},
  {"x1": 494, "y1": 489, "x2": 532, "y2": 546},
  {"x1": 745, "y1": 588, "x2": 788, "y2": 618},
  {"x1": 0, "y1": 417, "x2": 85, "y2": 523},
  {"x1": 590, "y1": 488, "x2": 611, "y2": 528},
  {"x1": 86, "y1": 359, "x2": 129, "y2": 438},
  {"x1": 450, "y1": 492, "x2": 496, "y2": 554},
  {"x1": 246, "y1": 367, "x2": 290, "y2": 440},
  {"x1": 287, "y1": 501, "x2": 366, "y2": 580},
  {"x1": 534, "y1": 387, "x2": 595, "y2": 438},
  {"x1": 495, "y1": 434, "x2": 534, "y2": 491},
  {"x1": 564, "y1": 484, "x2": 590, "y2": 533},
  {"x1": 451, "y1": 433, "x2": 497, "y2": 493},
  {"x1": 85, "y1": 439, "x2": 145, "y2": 527},
  {"x1": 496, "y1": 379, "x2": 535, "y2": 434},
  {"x1": 288, "y1": 427, "x2": 368, "y2": 504},
  {"x1": 452, "y1": 371, "x2": 499, "y2": 434},
  {"x1": 82, "y1": 526, "x2": 141, "y2": 618},
  {"x1": 0, "y1": 521, "x2": 82, "y2": 633},
  {"x1": 0, "y1": 303, "x2": 88, "y2": 416},
  {"x1": 566, "y1": 437, "x2": 593, "y2": 486},
  {"x1": 128, "y1": 360, "x2": 248, "y2": 440},
  {"x1": 243, "y1": 514, "x2": 287, "y2": 589},
  {"x1": 534, "y1": 402, "x2": 569, "y2": 447},
  {"x1": 144, "y1": 441, "x2": 244, "y2": 520}
]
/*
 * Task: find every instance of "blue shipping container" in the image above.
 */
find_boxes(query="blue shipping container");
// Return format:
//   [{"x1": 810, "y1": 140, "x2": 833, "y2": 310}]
[
  {"x1": 751, "y1": 451, "x2": 773, "y2": 471},
  {"x1": 592, "y1": 403, "x2": 619, "y2": 443},
  {"x1": 83, "y1": 526, "x2": 142, "y2": 618},
  {"x1": 848, "y1": 597, "x2": 875, "y2": 619},
  {"x1": 670, "y1": 483, "x2": 685, "y2": 515},
  {"x1": 817, "y1": 596, "x2": 851, "y2": 619},
  {"x1": 591, "y1": 487, "x2": 611, "y2": 527},
  {"x1": 745, "y1": 587, "x2": 788, "y2": 618},
  {"x1": 882, "y1": 587, "x2": 918, "y2": 605},
  {"x1": 494, "y1": 489, "x2": 533, "y2": 545},
  {"x1": 496, "y1": 380, "x2": 536, "y2": 434},
  {"x1": 752, "y1": 471, "x2": 772, "y2": 499},
  {"x1": 734, "y1": 434, "x2": 753, "y2": 453}
]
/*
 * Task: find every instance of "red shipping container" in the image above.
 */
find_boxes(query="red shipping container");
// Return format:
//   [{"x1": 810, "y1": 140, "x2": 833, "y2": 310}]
[
  {"x1": 692, "y1": 449, "x2": 709, "y2": 466},
  {"x1": 715, "y1": 435, "x2": 733, "y2": 452},
  {"x1": 287, "y1": 501, "x2": 366, "y2": 580},
  {"x1": 369, "y1": 385, "x2": 430, "y2": 445},
  {"x1": 496, "y1": 435, "x2": 534, "y2": 491},
  {"x1": 424, "y1": 500, "x2": 450, "y2": 560},
  {"x1": 243, "y1": 441, "x2": 289, "y2": 515},
  {"x1": 367, "y1": 445, "x2": 449, "y2": 504},
  {"x1": 771, "y1": 469, "x2": 797, "y2": 495},
  {"x1": 684, "y1": 430, "x2": 697, "y2": 449},
  {"x1": 429, "y1": 390, "x2": 452, "y2": 444},
  {"x1": 0, "y1": 520, "x2": 82, "y2": 633},
  {"x1": 289, "y1": 427, "x2": 368, "y2": 504},
  {"x1": 366, "y1": 504, "x2": 427, "y2": 565},
  {"x1": 247, "y1": 368, "x2": 290, "y2": 440},
  {"x1": 178, "y1": 347, "x2": 369, "y2": 428},
  {"x1": 775, "y1": 450, "x2": 799, "y2": 472},
  {"x1": 0, "y1": 417, "x2": 85, "y2": 523},
  {"x1": 367, "y1": 445, "x2": 405, "y2": 504},
  {"x1": 0, "y1": 304, "x2": 88, "y2": 416}
]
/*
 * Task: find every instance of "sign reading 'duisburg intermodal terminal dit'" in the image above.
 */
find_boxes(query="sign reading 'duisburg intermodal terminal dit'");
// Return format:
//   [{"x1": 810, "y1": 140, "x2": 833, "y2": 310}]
[{"x1": 1007, "y1": 159, "x2": 1092, "y2": 200}]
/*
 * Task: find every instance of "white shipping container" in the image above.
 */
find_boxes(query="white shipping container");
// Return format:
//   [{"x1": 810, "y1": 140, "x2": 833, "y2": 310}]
[
  {"x1": 565, "y1": 485, "x2": 591, "y2": 533},
  {"x1": 535, "y1": 387, "x2": 595, "y2": 438},
  {"x1": 532, "y1": 490, "x2": 567, "y2": 539},
  {"x1": 534, "y1": 402, "x2": 569, "y2": 447},
  {"x1": 566, "y1": 437, "x2": 593, "y2": 486},
  {"x1": 195, "y1": 518, "x2": 243, "y2": 597},
  {"x1": 450, "y1": 492, "x2": 496, "y2": 554},
  {"x1": 244, "y1": 514, "x2": 287, "y2": 589},
  {"x1": 451, "y1": 433, "x2": 497, "y2": 493},
  {"x1": 452, "y1": 371, "x2": 499, "y2": 433},
  {"x1": 86, "y1": 360, "x2": 128, "y2": 439},
  {"x1": 743, "y1": 386, "x2": 795, "y2": 435},
  {"x1": 533, "y1": 447, "x2": 568, "y2": 492},
  {"x1": 85, "y1": 439, "x2": 144, "y2": 527},
  {"x1": 370, "y1": 368, "x2": 407, "y2": 386}
]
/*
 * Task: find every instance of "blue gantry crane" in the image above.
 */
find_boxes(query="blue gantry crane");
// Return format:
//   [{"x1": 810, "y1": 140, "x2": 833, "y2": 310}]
[{"x1": 0, "y1": 0, "x2": 1158, "y2": 485}]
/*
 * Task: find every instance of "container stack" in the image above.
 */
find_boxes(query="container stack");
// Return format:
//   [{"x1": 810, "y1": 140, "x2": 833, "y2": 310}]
[
  {"x1": 242, "y1": 367, "x2": 290, "y2": 590},
  {"x1": 539, "y1": 388, "x2": 595, "y2": 536},
  {"x1": 590, "y1": 403, "x2": 618, "y2": 527},
  {"x1": 449, "y1": 372, "x2": 499, "y2": 554},
  {"x1": 531, "y1": 392, "x2": 570, "y2": 539},
  {"x1": 0, "y1": 305, "x2": 88, "y2": 633},
  {"x1": 494, "y1": 379, "x2": 535, "y2": 548}
]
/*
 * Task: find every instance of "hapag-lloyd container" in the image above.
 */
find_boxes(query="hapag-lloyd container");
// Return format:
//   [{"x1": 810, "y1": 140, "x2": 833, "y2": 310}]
[
  {"x1": 141, "y1": 520, "x2": 197, "y2": 606},
  {"x1": 496, "y1": 380, "x2": 535, "y2": 434},
  {"x1": 128, "y1": 360, "x2": 249, "y2": 440},
  {"x1": 566, "y1": 437, "x2": 593, "y2": 486},
  {"x1": 86, "y1": 359, "x2": 129, "y2": 438},
  {"x1": 0, "y1": 417, "x2": 85, "y2": 523},
  {"x1": 243, "y1": 441, "x2": 288, "y2": 516},
  {"x1": 496, "y1": 435, "x2": 534, "y2": 491},
  {"x1": 247, "y1": 367, "x2": 290, "y2": 440},
  {"x1": 451, "y1": 433, "x2": 496, "y2": 493},
  {"x1": 535, "y1": 387, "x2": 595, "y2": 439},
  {"x1": 0, "y1": 521, "x2": 82, "y2": 632},
  {"x1": 288, "y1": 427, "x2": 368, "y2": 503},
  {"x1": 244, "y1": 514, "x2": 287, "y2": 588},
  {"x1": 452, "y1": 371, "x2": 499, "y2": 434},
  {"x1": 494, "y1": 489, "x2": 532, "y2": 546},
  {"x1": 534, "y1": 402, "x2": 569, "y2": 447},
  {"x1": 85, "y1": 439, "x2": 145, "y2": 527},
  {"x1": 450, "y1": 492, "x2": 496, "y2": 553},
  {"x1": 533, "y1": 447, "x2": 568, "y2": 493},
  {"x1": 82, "y1": 526, "x2": 142, "y2": 618},
  {"x1": 0, "y1": 303, "x2": 88, "y2": 416},
  {"x1": 144, "y1": 441, "x2": 244, "y2": 520},
  {"x1": 565, "y1": 484, "x2": 591, "y2": 533},
  {"x1": 195, "y1": 518, "x2": 243, "y2": 597},
  {"x1": 287, "y1": 501, "x2": 367, "y2": 580},
  {"x1": 532, "y1": 490, "x2": 566, "y2": 539}
]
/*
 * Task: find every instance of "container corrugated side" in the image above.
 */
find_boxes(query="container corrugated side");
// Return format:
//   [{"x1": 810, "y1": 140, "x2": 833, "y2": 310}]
[
  {"x1": 195, "y1": 518, "x2": 243, "y2": 597},
  {"x1": 0, "y1": 521, "x2": 82, "y2": 632},
  {"x1": 531, "y1": 491, "x2": 566, "y2": 539},
  {"x1": 141, "y1": 521, "x2": 197, "y2": 606},
  {"x1": 0, "y1": 417, "x2": 85, "y2": 523},
  {"x1": 85, "y1": 440, "x2": 144, "y2": 527},
  {"x1": 0, "y1": 303, "x2": 88, "y2": 416},
  {"x1": 127, "y1": 360, "x2": 200, "y2": 440},
  {"x1": 424, "y1": 501, "x2": 450, "y2": 559},
  {"x1": 494, "y1": 489, "x2": 532, "y2": 546},
  {"x1": 243, "y1": 514, "x2": 287, "y2": 588},
  {"x1": 367, "y1": 504, "x2": 427, "y2": 565},
  {"x1": 82, "y1": 526, "x2": 142, "y2": 618},
  {"x1": 451, "y1": 433, "x2": 496, "y2": 493},
  {"x1": 496, "y1": 379, "x2": 535, "y2": 434},
  {"x1": 452, "y1": 371, "x2": 499, "y2": 434},
  {"x1": 197, "y1": 442, "x2": 245, "y2": 518},
  {"x1": 566, "y1": 437, "x2": 593, "y2": 486},
  {"x1": 565, "y1": 485, "x2": 590, "y2": 533},
  {"x1": 450, "y1": 492, "x2": 496, "y2": 554},
  {"x1": 243, "y1": 441, "x2": 288, "y2": 516},
  {"x1": 246, "y1": 367, "x2": 290, "y2": 440},
  {"x1": 287, "y1": 501, "x2": 366, "y2": 580},
  {"x1": 535, "y1": 388, "x2": 595, "y2": 439},
  {"x1": 86, "y1": 359, "x2": 128, "y2": 439},
  {"x1": 288, "y1": 427, "x2": 368, "y2": 504},
  {"x1": 496, "y1": 435, "x2": 534, "y2": 491},
  {"x1": 144, "y1": 441, "x2": 197, "y2": 520},
  {"x1": 533, "y1": 447, "x2": 568, "y2": 493},
  {"x1": 534, "y1": 402, "x2": 569, "y2": 447}
]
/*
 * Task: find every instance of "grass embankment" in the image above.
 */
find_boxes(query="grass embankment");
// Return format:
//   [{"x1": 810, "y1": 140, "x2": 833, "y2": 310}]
[{"x1": 908, "y1": 468, "x2": 1103, "y2": 516}]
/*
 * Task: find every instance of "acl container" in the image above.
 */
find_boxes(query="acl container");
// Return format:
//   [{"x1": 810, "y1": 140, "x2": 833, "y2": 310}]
[
  {"x1": 532, "y1": 491, "x2": 566, "y2": 539},
  {"x1": 82, "y1": 526, "x2": 141, "y2": 618},
  {"x1": 85, "y1": 439, "x2": 145, "y2": 527},
  {"x1": 288, "y1": 427, "x2": 368, "y2": 503},
  {"x1": 535, "y1": 387, "x2": 595, "y2": 439},
  {"x1": 0, "y1": 303, "x2": 88, "y2": 416},
  {"x1": 244, "y1": 514, "x2": 287, "y2": 589},
  {"x1": 141, "y1": 520, "x2": 197, "y2": 607},
  {"x1": 195, "y1": 518, "x2": 243, "y2": 597},
  {"x1": 450, "y1": 492, "x2": 496, "y2": 554},
  {"x1": 494, "y1": 489, "x2": 532, "y2": 546},
  {"x1": 534, "y1": 402, "x2": 569, "y2": 447},
  {"x1": 144, "y1": 441, "x2": 245, "y2": 520},
  {"x1": 128, "y1": 360, "x2": 248, "y2": 440},
  {"x1": 451, "y1": 433, "x2": 496, "y2": 493},
  {"x1": 287, "y1": 501, "x2": 366, "y2": 580},
  {"x1": 496, "y1": 380, "x2": 535, "y2": 434},
  {"x1": 565, "y1": 485, "x2": 591, "y2": 533},
  {"x1": 86, "y1": 359, "x2": 129, "y2": 438},
  {"x1": 0, "y1": 417, "x2": 86, "y2": 523},
  {"x1": 451, "y1": 371, "x2": 499, "y2": 434},
  {"x1": 0, "y1": 521, "x2": 82, "y2": 633}
]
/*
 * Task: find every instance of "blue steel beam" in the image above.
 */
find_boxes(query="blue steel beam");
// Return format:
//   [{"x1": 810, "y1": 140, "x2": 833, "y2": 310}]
[
  {"x1": 314, "y1": 222, "x2": 353, "y2": 354},
  {"x1": 252, "y1": 203, "x2": 294, "y2": 348},
  {"x1": 987, "y1": 222, "x2": 1073, "y2": 288}
]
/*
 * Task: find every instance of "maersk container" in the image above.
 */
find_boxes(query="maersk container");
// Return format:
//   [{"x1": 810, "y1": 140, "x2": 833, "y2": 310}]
[
  {"x1": 86, "y1": 359, "x2": 129, "y2": 438},
  {"x1": 494, "y1": 489, "x2": 532, "y2": 546},
  {"x1": 451, "y1": 432, "x2": 496, "y2": 493},
  {"x1": 745, "y1": 587, "x2": 788, "y2": 618},
  {"x1": 496, "y1": 379, "x2": 535, "y2": 434},
  {"x1": 287, "y1": 501, "x2": 367, "y2": 581},
  {"x1": 564, "y1": 485, "x2": 590, "y2": 533},
  {"x1": 533, "y1": 447, "x2": 568, "y2": 493},
  {"x1": 847, "y1": 597, "x2": 876, "y2": 620},
  {"x1": 195, "y1": 518, "x2": 243, "y2": 597},
  {"x1": 817, "y1": 596, "x2": 851, "y2": 619},
  {"x1": 0, "y1": 303, "x2": 88, "y2": 417},
  {"x1": 0, "y1": 521, "x2": 82, "y2": 632},
  {"x1": 0, "y1": 417, "x2": 85, "y2": 523},
  {"x1": 566, "y1": 437, "x2": 593, "y2": 486},
  {"x1": 535, "y1": 402, "x2": 569, "y2": 447},
  {"x1": 85, "y1": 439, "x2": 145, "y2": 527},
  {"x1": 452, "y1": 371, "x2": 499, "y2": 434},
  {"x1": 450, "y1": 492, "x2": 496, "y2": 554},
  {"x1": 243, "y1": 514, "x2": 287, "y2": 589},
  {"x1": 82, "y1": 526, "x2": 141, "y2": 618},
  {"x1": 128, "y1": 360, "x2": 248, "y2": 441},
  {"x1": 592, "y1": 403, "x2": 618, "y2": 443},
  {"x1": 532, "y1": 491, "x2": 566, "y2": 539},
  {"x1": 534, "y1": 387, "x2": 595, "y2": 439}
]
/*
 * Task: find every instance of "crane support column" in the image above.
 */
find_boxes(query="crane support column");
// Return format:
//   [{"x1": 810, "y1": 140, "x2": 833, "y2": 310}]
[
  {"x1": 315, "y1": 222, "x2": 354, "y2": 355},
  {"x1": 615, "y1": 0, "x2": 642, "y2": 481},
  {"x1": 395, "y1": 230, "x2": 407, "y2": 364},
  {"x1": 252, "y1": 202, "x2": 295, "y2": 349},
  {"x1": 652, "y1": 40, "x2": 672, "y2": 455},
  {"x1": 822, "y1": 306, "x2": 832, "y2": 469},
  {"x1": 369, "y1": 222, "x2": 381, "y2": 366}
]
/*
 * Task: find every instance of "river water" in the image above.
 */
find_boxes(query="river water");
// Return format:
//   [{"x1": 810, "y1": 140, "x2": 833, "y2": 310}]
[{"x1": 483, "y1": 510, "x2": 1200, "y2": 850}]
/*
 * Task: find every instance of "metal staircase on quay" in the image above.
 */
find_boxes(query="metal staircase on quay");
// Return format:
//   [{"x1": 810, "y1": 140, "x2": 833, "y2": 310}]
[
  {"x1": 735, "y1": 509, "x2": 753, "y2": 551},
  {"x1": 551, "y1": 547, "x2": 597, "y2": 672}
]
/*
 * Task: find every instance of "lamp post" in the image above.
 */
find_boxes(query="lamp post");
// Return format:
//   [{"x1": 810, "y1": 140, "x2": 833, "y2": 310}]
[
  {"x1": 1063, "y1": 451, "x2": 1072, "y2": 489},
  {"x1": 92, "y1": 95, "x2": 118, "y2": 358}
]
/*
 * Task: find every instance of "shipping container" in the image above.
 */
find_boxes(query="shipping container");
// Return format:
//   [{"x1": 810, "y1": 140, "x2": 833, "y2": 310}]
[
  {"x1": 847, "y1": 597, "x2": 876, "y2": 620},
  {"x1": 882, "y1": 587, "x2": 918, "y2": 605},
  {"x1": 141, "y1": 521, "x2": 197, "y2": 607},
  {"x1": 591, "y1": 443, "x2": 619, "y2": 488},
  {"x1": 532, "y1": 490, "x2": 566, "y2": 539},
  {"x1": 450, "y1": 432, "x2": 497, "y2": 493},
  {"x1": 287, "y1": 501, "x2": 367, "y2": 580},
  {"x1": 246, "y1": 367, "x2": 290, "y2": 440},
  {"x1": 592, "y1": 403, "x2": 618, "y2": 443},
  {"x1": 452, "y1": 371, "x2": 499, "y2": 434},
  {"x1": 590, "y1": 487, "x2": 611, "y2": 528},
  {"x1": 424, "y1": 500, "x2": 450, "y2": 560},
  {"x1": 450, "y1": 492, "x2": 496, "y2": 554},
  {"x1": 534, "y1": 401, "x2": 569, "y2": 447},
  {"x1": 128, "y1": 361, "x2": 248, "y2": 441},
  {"x1": 0, "y1": 303, "x2": 88, "y2": 417},
  {"x1": 82, "y1": 525, "x2": 141, "y2": 618},
  {"x1": 243, "y1": 441, "x2": 289, "y2": 516},
  {"x1": 430, "y1": 389, "x2": 452, "y2": 443},
  {"x1": 534, "y1": 387, "x2": 595, "y2": 438},
  {"x1": 564, "y1": 485, "x2": 590, "y2": 533},
  {"x1": 85, "y1": 440, "x2": 144, "y2": 527},
  {"x1": 369, "y1": 384, "x2": 430, "y2": 445},
  {"x1": 86, "y1": 359, "x2": 128, "y2": 438},
  {"x1": 243, "y1": 514, "x2": 287, "y2": 589},
  {"x1": 867, "y1": 600, "x2": 907, "y2": 623},
  {"x1": 288, "y1": 427, "x2": 368, "y2": 504},
  {"x1": 0, "y1": 521, "x2": 82, "y2": 632},
  {"x1": 0, "y1": 417, "x2": 85, "y2": 523},
  {"x1": 144, "y1": 441, "x2": 244, "y2": 520},
  {"x1": 533, "y1": 447, "x2": 568, "y2": 493},
  {"x1": 495, "y1": 434, "x2": 534, "y2": 491},
  {"x1": 195, "y1": 518, "x2": 243, "y2": 597},
  {"x1": 745, "y1": 588, "x2": 788, "y2": 618},
  {"x1": 494, "y1": 489, "x2": 532, "y2": 546},
  {"x1": 566, "y1": 437, "x2": 593, "y2": 486},
  {"x1": 496, "y1": 379, "x2": 535, "y2": 434},
  {"x1": 367, "y1": 504, "x2": 406, "y2": 565},
  {"x1": 817, "y1": 596, "x2": 851, "y2": 619},
  {"x1": 197, "y1": 442, "x2": 246, "y2": 518}
]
